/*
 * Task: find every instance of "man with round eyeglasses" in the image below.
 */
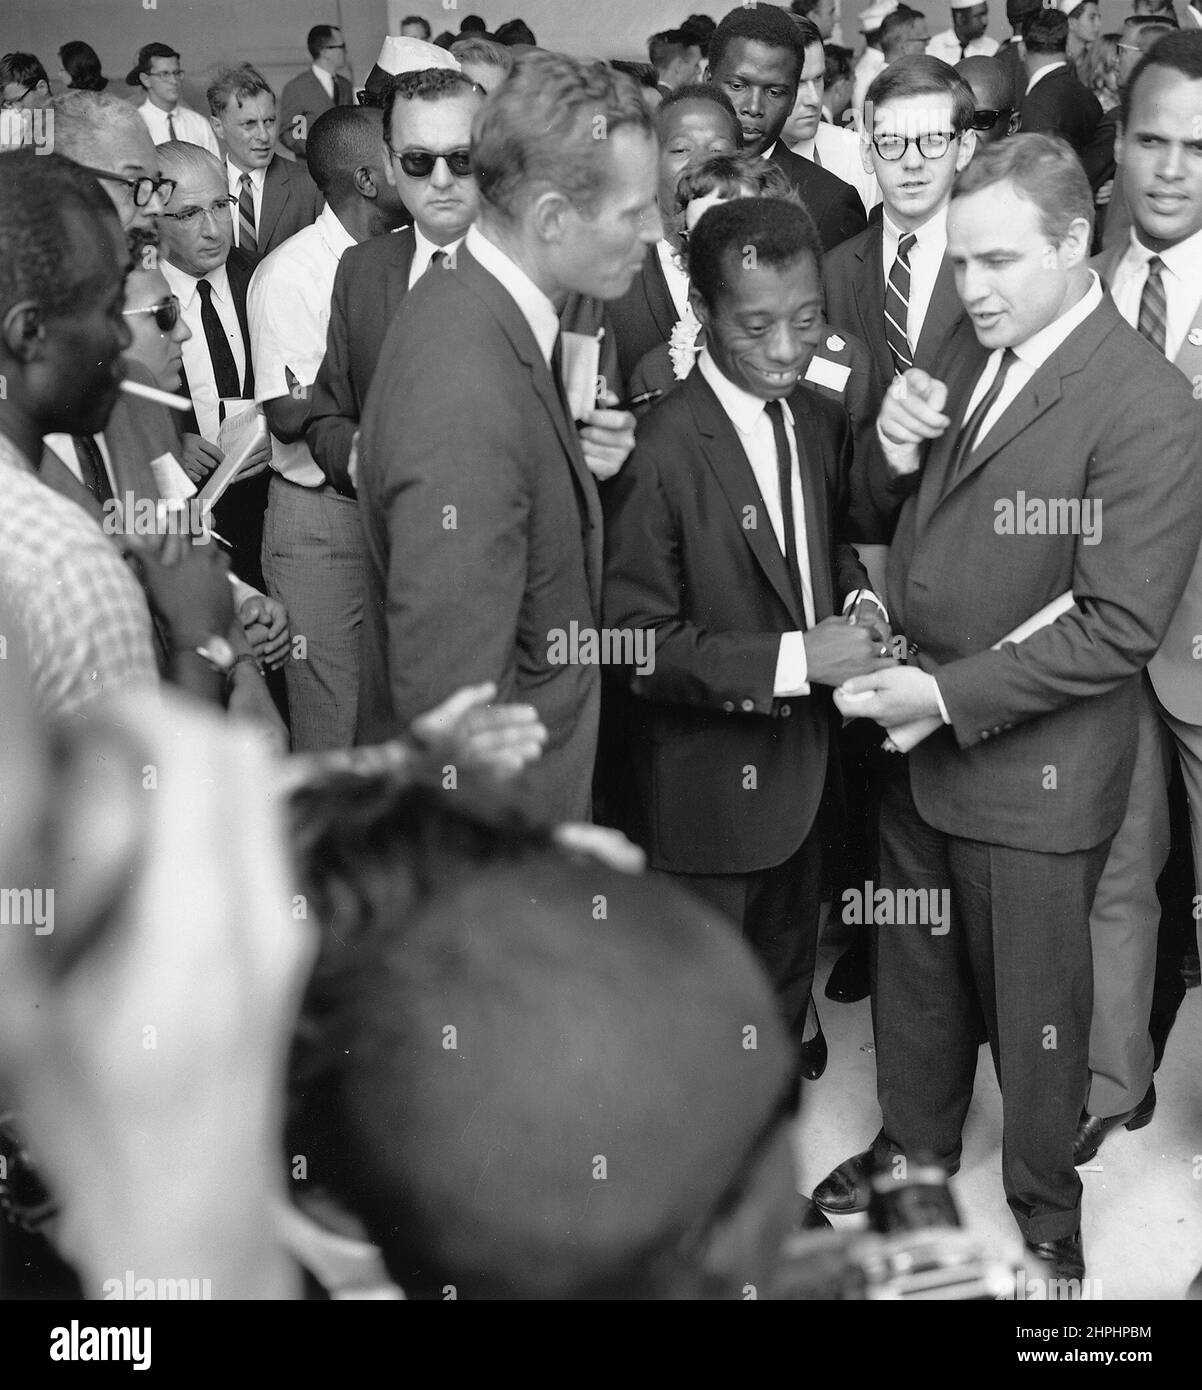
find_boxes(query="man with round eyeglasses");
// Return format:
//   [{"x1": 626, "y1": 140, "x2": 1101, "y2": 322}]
[{"x1": 129, "y1": 41, "x2": 220, "y2": 157}]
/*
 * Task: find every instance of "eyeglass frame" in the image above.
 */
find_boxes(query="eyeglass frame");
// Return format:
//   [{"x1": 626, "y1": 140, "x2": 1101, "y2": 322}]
[
  {"x1": 158, "y1": 195, "x2": 238, "y2": 228},
  {"x1": 869, "y1": 130, "x2": 963, "y2": 161},
  {"x1": 72, "y1": 163, "x2": 178, "y2": 208},
  {"x1": 384, "y1": 141, "x2": 473, "y2": 179},
  {"x1": 145, "y1": 66, "x2": 185, "y2": 80},
  {"x1": 1, "y1": 82, "x2": 38, "y2": 110},
  {"x1": 122, "y1": 296, "x2": 183, "y2": 332}
]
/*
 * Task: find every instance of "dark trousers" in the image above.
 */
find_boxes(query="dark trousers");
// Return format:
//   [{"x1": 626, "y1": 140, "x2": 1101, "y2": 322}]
[
  {"x1": 670, "y1": 826, "x2": 823, "y2": 1042},
  {"x1": 870, "y1": 769, "x2": 1108, "y2": 1244}
]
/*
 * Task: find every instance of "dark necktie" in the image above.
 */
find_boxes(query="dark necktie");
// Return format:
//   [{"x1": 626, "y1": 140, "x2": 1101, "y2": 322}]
[
  {"x1": 885, "y1": 231, "x2": 917, "y2": 376},
  {"x1": 1137, "y1": 256, "x2": 1167, "y2": 355},
  {"x1": 196, "y1": 277, "x2": 242, "y2": 401},
  {"x1": 167, "y1": 112, "x2": 177, "y2": 141},
  {"x1": 73, "y1": 434, "x2": 113, "y2": 505},
  {"x1": 948, "y1": 348, "x2": 1019, "y2": 485},
  {"x1": 765, "y1": 399, "x2": 807, "y2": 621},
  {"x1": 237, "y1": 172, "x2": 258, "y2": 255},
  {"x1": 427, "y1": 248, "x2": 448, "y2": 276}
]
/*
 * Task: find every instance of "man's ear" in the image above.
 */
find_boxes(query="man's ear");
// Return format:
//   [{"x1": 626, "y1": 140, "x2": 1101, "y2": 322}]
[
  {"x1": 1007, "y1": 110, "x2": 1022, "y2": 137},
  {"x1": 1061, "y1": 215, "x2": 1093, "y2": 267},
  {"x1": 531, "y1": 188, "x2": 571, "y2": 245},
  {"x1": 353, "y1": 165, "x2": 377, "y2": 199},
  {"x1": 955, "y1": 127, "x2": 977, "y2": 170},
  {"x1": 209, "y1": 114, "x2": 224, "y2": 144},
  {"x1": 2, "y1": 301, "x2": 44, "y2": 364}
]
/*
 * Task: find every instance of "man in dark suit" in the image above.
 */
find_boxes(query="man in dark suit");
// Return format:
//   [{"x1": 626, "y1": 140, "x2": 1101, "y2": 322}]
[
  {"x1": 355, "y1": 53, "x2": 658, "y2": 822},
  {"x1": 995, "y1": 0, "x2": 1042, "y2": 110},
  {"x1": 279, "y1": 24, "x2": 353, "y2": 161},
  {"x1": 306, "y1": 70, "x2": 486, "y2": 493},
  {"x1": 605, "y1": 198, "x2": 889, "y2": 1088},
  {"x1": 156, "y1": 141, "x2": 272, "y2": 590},
  {"x1": 1019, "y1": 8, "x2": 1102, "y2": 157},
  {"x1": 208, "y1": 63, "x2": 323, "y2": 265},
  {"x1": 812, "y1": 136, "x2": 1202, "y2": 1284},
  {"x1": 824, "y1": 56, "x2": 980, "y2": 543},
  {"x1": 707, "y1": 4, "x2": 866, "y2": 252},
  {"x1": 650, "y1": 28, "x2": 704, "y2": 97},
  {"x1": 1077, "y1": 32, "x2": 1202, "y2": 1165}
]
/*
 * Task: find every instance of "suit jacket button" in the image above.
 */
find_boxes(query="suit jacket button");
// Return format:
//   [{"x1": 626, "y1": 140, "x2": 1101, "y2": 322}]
[
  {"x1": 780, "y1": 703, "x2": 792, "y2": 717},
  {"x1": 723, "y1": 700, "x2": 734, "y2": 713},
  {"x1": 980, "y1": 731, "x2": 990, "y2": 740},
  {"x1": 741, "y1": 698, "x2": 755, "y2": 712}
]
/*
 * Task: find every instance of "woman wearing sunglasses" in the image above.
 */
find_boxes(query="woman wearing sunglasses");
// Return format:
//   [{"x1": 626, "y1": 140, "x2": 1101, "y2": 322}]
[{"x1": 121, "y1": 259, "x2": 191, "y2": 393}]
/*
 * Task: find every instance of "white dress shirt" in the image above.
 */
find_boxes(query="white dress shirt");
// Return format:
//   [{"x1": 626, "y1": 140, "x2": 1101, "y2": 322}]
[
  {"x1": 1109, "y1": 226, "x2": 1202, "y2": 362},
  {"x1": 161, "y1": 259, "x2": 249, "y2": 442},
  {"x1": 698, "y1": 349, "x2": 819, "y2": 695},
  {"x1": 1026, "y1": 60, "x2": 1068, "y2": 95},
  {"x1": 656, "y1": 239, "x2": 691, "y2": 322},
  {"x1": 465, "y1": 224, "x2": 559, "y2": 367},
  {"x1": 792, "y1": 122, "x2": 881, "y2": 213},
  {"x1": 42, "y1": 433, "x2": 118, "y2": 495},
  {"x1": 926, "y1": 30, "x2": 998, "y2": 66},
  {"x1": 409, "y1": 226, "x2": 467, "y2": 289},
  {"x1": 137, "y1": 99, "x2": 220, "y2": 156},
  {"x1": 247, "y1": 203, "x2": 357, "y2": 486},
  {"x1": 311, "y1": 63, "x2": 335, "y2": 101},
  {"x1": 882, "y1": 207, "x2": 949, "y2": 353},
  {"x1": 227, "y1": 158, "x2": 266, "y2": 250}
]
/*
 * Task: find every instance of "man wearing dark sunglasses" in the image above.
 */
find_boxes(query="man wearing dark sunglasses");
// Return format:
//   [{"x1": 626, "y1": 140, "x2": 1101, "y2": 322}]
[
  {"x1": 279, "y1": 24, "x2": 354, "y2": 162},
  {"x1": 956, "y1": 54, "x2": 1022, "y2": 144}
]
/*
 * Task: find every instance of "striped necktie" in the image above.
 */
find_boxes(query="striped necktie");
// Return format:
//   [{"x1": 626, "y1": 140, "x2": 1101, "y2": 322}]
[
  {"x1": 1137, "y1": 256, "x2": 1167, "y2": 355},
  {"x1": 885, "y1": 231, "x2": 917, "y2": 375},
  {"x1": 237, "y1": 172, "x2": 258, "y2": 255}
]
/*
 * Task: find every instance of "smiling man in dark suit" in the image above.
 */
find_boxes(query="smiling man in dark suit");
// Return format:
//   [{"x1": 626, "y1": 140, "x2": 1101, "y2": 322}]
[
  {"x1": 208, "y1": 64, "x2": 323, "y2": 265},
  {"x1": 707, "y1": 4, "x2": 866, "y2": 253},
  {"x1": 355, "y1": 53, "x2": 659, "y2": 821},
  {"x1": 604, "y1": 197, "x2": 891, "y2": 1094},
  {"x1": 812, "y1": 136, "x2": 1202, "y2": 1284}
]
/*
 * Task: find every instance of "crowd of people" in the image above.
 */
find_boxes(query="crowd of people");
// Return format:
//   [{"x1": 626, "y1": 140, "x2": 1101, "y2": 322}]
[{"x1": 0, "y1": 1, "x2": 1200, "y2": 1302}]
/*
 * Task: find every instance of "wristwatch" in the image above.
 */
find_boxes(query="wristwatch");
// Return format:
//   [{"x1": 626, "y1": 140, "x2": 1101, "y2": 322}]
[{"x1": 192, "y1": 635, "x2": 237, "y2": 676}]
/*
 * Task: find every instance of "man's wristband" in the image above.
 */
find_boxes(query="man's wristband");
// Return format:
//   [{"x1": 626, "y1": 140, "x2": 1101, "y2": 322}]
[{"x1": 226, "y1": 653, "x2": 264, "y2": 691}]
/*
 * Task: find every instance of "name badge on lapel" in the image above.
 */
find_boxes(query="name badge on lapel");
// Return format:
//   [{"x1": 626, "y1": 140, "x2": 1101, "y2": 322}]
[{"x1": 805, "y1": 355, "x2": 851, "y2": 393}]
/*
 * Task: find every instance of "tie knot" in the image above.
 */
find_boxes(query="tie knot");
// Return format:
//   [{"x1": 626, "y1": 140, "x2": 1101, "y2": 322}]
[
  {"x1": 197, "y1": 277, "x2": 213, "y2": 302},
  {"x1": 898, "y1": 232, "x2": 917, "y2": 258},
  {"x1": 764, "y1": 398, "x2": 786, "y2": 422},
  {"x1": 1146, "y1": 254, "x2": 1164, "y2": 279},
  {"x1": 240, "y1": 172, "x2": 252, "y2": 191}
]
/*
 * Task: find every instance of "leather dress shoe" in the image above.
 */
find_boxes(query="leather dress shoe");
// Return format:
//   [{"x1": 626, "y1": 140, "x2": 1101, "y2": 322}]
[
  {"x1": 796, "y1": 1003, "x2": 827, "y2": 1081},
  {"x1": 813, "y1": 1148, "x2": 876, "y2": 1214},
  {"x1": 1025, "y1": 1230, "x2": 1085, "y2": 1285},
  {"x1": 795, "y1": 1195, "x2": 832, "y2": 1231},
  {"x1": 825, "y1": 941, "x2": 870, "y2": 1003},
  {"x1": 1073, "y1": 1082, "x2": 1155, "y2": 1166}
]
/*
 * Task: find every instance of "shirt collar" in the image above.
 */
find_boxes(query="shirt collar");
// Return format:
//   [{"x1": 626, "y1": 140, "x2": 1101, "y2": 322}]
[
  {"x1": 882, "y1": 205, "x2": 949, "y2": 255},
  {"x1": 761, "y1": 142, "x2": 778, "y2": 162},
  {"x1": 161, "y1": 256, "x2": 231, "y2": 307},
  {"x1": 312, "y1": 62, "x2": 334, "y2": 92},
  {"x1": 1125, "y1": 224, "x2": 1202, "y2": 286},
  {"x1": 1011, "y1": 270, "x2": 1105, "y2": 370},
  {"x1": 227, "y1": 157, "x2": 266, "y2": 191},
  {"x1": 412, "y1": 224, "x2": 459, "y2": 274},
  {"x1": 318, "y1": 202, "x2": 358, "y2": 260},
  {"x1": 656, "y1": 238, "x2": 687, "y2": 279},
  {"x1": 465, "y1": 224, "x2": 560, "y2": 366},
  {"x1": 1027, "y1": 60, "x2": 1067, "y2": 93},
  {"x1": 698, "y1": 347, "x2": 776, "y2": 433}
]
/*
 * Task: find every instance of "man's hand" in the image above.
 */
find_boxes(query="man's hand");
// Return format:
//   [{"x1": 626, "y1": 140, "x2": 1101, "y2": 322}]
[
  {"x1": 140, "y1": 536, "x2": 235, "y2": 645},
  {"x1": 878, "y1": 368, "x2": 951, "y2": 476},
  {"x1": 834, "y1": 665, "x2": 943, "y2": 726},
  {"x1": 410, "y1": 681, "x2": 548, "y2": 779},
  {"x1": 803, "y1": 614, "x2": 897, "y2": 687},
  {"x1": 180, "y1": 433, "x2": 224, "y2": 484},
  {"x1": 239, "y1": 593, "x2": 290, "y2": 670},
  {"x1": 847, "y1": 594, "x2": 892, "y2": 647},
  {"x1": 578, "y1": 390, "x2": 636, "y2": 482},
  {"x1": 235, "y1": 434, "x2": 273, "y2": 482},
  {"x1": 1096, "y1": 178, "x2": 1113, "y2": 207}
]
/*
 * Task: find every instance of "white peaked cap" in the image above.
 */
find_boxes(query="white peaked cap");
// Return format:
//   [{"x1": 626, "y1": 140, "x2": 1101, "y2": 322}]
[
  {"x1": 374, "y1": 35, "x2": 462, "y2": 77},
  {"x1": 860, "y1": 1, "x2": 901, "y2": 32}
]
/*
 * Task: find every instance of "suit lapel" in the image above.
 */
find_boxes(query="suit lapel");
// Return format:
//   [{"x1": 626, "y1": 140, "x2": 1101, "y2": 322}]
[
  {"x1": 1173, "y1": 293, "x2": 1202, "y2": 383},
  {"x1": 851, "y1": 225, "x2": 892, "y2": 387},
  {"x1": 384, "y1": 228, "x2": 417, "y2": 318},
  {"x1": 914, "y1": 254, "x2": 962, "y2": 370},
  {"x1": 258, "y1": 158, "x2": 285, "y2": 252},
  {"x1": 687, "y1": 373, "x2": 806, "y2": 628},
  {"x1": 642, "y1": 249, "x2": 678, "y2": 342}
]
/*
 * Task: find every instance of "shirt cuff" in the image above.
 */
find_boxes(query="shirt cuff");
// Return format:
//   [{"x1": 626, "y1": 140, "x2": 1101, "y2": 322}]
[
  {"x1": 774, "y1": 632, "x2": 810, "y2": 697},
  {"x1": 932, "y1": 677, "x2": 951, "y2": 725},
  {"x1": 843, "y1": 588, "x2": 889, "y2": 623}
]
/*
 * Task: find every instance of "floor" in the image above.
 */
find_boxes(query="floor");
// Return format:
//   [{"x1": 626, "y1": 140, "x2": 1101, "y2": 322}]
[{"x1": 795, "y1": 914, "x2": 1202, "y2": 1300}]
